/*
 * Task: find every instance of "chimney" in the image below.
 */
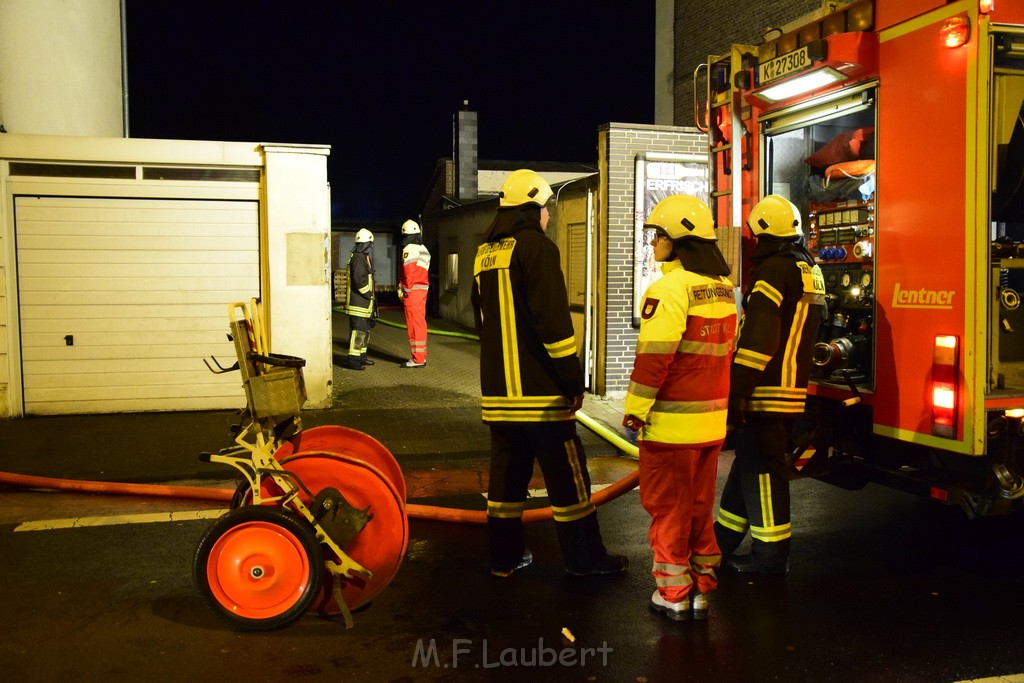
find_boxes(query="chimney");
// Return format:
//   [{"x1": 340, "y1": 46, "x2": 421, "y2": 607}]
[{"x1": 453, "y1": 101, "x2": 478, "y2": 201}]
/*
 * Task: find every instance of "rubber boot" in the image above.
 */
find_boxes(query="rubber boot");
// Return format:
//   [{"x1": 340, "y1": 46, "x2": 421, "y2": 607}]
[
  {"x1": 714, "y1": 520, "x2": 745, "y2": 559},
  {"x1": 488, "y1": 516, "x2": 527, "y2": 575},
  {"x1": 360, "y1": 353, "x2": 374, "y2": 366},
  {"x1": 556, "y1": 513, "x2": 628, "y2": 576},
  {"x1": 751, "y1": 538, "x2": 790, "y2": 574},
  {"x1": 346, "y1": 355, "x2": 364, "y2": 371},
  {"x1": 726, "y1": 538, "x2": 790, "y2": 575}
]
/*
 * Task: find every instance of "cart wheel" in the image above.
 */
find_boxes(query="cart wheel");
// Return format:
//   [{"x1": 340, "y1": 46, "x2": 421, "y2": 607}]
[
  {"x1": 194, "y1": 506, "x2": 323, "y2": 631},
  {"x1": 276, "y1": 425, "x2": 407, "y2": 501},
  {"x1": 255, "y1": 451, "x2": 408, "y2": 614}
]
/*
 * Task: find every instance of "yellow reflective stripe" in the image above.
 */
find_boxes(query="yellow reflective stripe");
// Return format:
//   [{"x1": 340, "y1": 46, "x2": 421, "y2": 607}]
[
  {"x1": 717, "y1": 508, "x2": 748, "y2": 532},
  {"x1": 750, "y1": 522, "x2": 792, "y2": 542},
  {"x1": 566, "y1": 438, "x2": 589, "y2": 503},
  {"x1": 544, "y1": 337, "x2": 577, "y2": 359},
  {"x1": 643, "y1": 409, "x2": 728, "y2": 444},
  {"x1": 651, "y1": 398, "x2": 729, "y2": 414},
  {"x1": 759, "y1": 473, "x2": 773, "y2": 529},
  {"x1": 487, "y1": 500, "x2": 526, "y2": 518},
  {"x1": 677, "y1": 339, "x2": 735, "y2": 357},
  {"x1": 656, "y1": 574, "x2": 694, "y2": 588},
  {"x1": 551, "y1": 500, "x2": 594, "y2": 523},
  {"x1": 652, "y1": 561, "x2": 688, "y2": 574},
  {"x1": 751, "y1": 281, "x2": 783, "y2": 307},
  {"x1": 626, "y1": 380, "x2": 659, "y2": 400},
  {"x1": 498, "y1": 270, "x2": 521, "y2": 396},
  {"x1": 782, "y1": 300, "x2": 809, "y2": 387},
  {"x1": 751, "y1": 386, "x2": 807, "y2": 398},
  {"x1": 635, "y1": 340, "x2": 679, "y2": 355},
  {"x1": 734, "y1": 348, "x2": 771, "y2": 370},
  {"x1": 482, "y1": 395, "x2": 567, "y2": 408},
  {"x1": 482, "y1": 409, "x2": 574, "y2": 422},
  {"x1": 747, "y1": 400, "x2": 805, "y2": 413}
]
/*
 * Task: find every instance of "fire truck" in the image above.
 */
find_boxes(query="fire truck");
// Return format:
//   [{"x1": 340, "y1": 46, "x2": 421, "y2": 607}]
[{"x1": 697, "y1": 0, "x2": 1024, "y2": 516}]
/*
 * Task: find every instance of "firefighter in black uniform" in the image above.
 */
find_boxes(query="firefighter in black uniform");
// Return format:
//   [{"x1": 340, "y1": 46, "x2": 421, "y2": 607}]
[
  {"x1": 472, "y1": 169, "x2": 628, "y2": 578},
  {"x1": 343, "y1": 228, "x2": 376, "y2": 371},
  {"x1": 715, "y1": 195, "x2": 826, "y2": 574}
]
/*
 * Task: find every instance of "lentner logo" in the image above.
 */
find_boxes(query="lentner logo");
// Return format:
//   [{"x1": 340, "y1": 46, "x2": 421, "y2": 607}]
[{"x1": 892, "y1": 283, "x2": 956, "y2": 309}]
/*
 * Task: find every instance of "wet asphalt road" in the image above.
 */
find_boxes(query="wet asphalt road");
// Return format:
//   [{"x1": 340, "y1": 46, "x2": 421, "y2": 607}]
[
  {"x1": 2, "y1": 471, "x2": 1023, "y2": 682},
  {"x1": 2, "y1": 310, "x2": 1023, "y2": 681}
]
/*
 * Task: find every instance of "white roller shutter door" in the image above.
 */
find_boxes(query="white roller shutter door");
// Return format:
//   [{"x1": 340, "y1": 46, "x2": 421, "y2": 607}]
[{"x1": 16, "y1": 196, "x2": 259, "y2": 414}]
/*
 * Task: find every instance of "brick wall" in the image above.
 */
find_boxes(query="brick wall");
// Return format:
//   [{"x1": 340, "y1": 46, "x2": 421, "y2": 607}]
[
  {"x1": 674, "y1": 0, "x2": 824, "y2": 126},
  {"x1": 598, "y1": 123, "x2": 707, "y2": 396}
]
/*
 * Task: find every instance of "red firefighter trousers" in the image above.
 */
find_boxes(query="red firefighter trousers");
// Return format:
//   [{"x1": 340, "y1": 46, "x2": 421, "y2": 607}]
[
  {"x1": 403, "y1": 289, "x2": 428, "y2": 363},
  {"x1": 639, "y1": 440, "x2": 722, "y2": 602}
]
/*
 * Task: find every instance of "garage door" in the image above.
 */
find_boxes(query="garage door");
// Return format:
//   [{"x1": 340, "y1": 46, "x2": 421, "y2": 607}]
[{"x1": 15, "y1": 196, "x2": 259, "y2": 415}]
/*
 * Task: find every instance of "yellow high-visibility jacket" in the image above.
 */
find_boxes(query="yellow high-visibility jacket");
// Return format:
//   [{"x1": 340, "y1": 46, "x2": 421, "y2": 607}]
[{"x1": 626, "y1": 261, "x2": 738, "y2": 446}]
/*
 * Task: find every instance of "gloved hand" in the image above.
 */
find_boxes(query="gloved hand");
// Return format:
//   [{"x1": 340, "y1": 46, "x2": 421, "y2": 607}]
[
  {"x1": 622, "y1": 415, "x2": 644, "y2": 446},
  {"x1": 726, "y1": 395, "x2": 746, "y2": 431},
  {"x1": 566, "y1": 394, "x2": 584, "y2": 413},
  {"x1": 624, "y1": 425, "x2": 639, "y2": 445},
  {"x1": 397, "y1": 287, "x2": 405, "y2": 299}
]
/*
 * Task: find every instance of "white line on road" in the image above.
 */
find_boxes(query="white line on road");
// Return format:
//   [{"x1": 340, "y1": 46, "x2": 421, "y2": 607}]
[{"x1": 14, "y1": 508, "x2": 228, "y2": 532}]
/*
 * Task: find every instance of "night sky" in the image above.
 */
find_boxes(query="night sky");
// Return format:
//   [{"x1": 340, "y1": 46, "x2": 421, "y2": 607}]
[{"x1": 124, "y1": 2, "x2": 655, "y2": 224}]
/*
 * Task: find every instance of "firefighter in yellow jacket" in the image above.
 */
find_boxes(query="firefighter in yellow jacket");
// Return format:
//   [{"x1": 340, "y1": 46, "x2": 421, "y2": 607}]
[
  {"x1": 715, "y1": 195, "x2": 826, "y2": 574},
  {"x1": 623, "y1": 195, "x2": 736, "y2": 621},
  {"x1": 472, "y1": 169, "x2": 627, "y2": 578}
]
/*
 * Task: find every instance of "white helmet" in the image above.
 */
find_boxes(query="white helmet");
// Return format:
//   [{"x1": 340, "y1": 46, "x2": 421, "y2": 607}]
[
  {"x1": 354, "y1": 228, "x2": 374, "y2": 243},
  {"x1": 401, "y1": 220, "x2": 421, "y2": 235}
]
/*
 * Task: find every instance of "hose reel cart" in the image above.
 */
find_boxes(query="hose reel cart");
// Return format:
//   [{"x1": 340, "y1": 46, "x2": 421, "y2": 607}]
[{"x1": 195, "y1": 300, "x2": 408, "y2": 630}]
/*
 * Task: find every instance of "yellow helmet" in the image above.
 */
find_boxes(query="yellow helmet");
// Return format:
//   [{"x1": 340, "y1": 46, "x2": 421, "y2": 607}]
[
  {"x1": 401, "y1": 219, "x2": 421, "y2": 235},
  {"x1": 354, "y1": 228, "x2": 374, "y2": 243},
  {"x1": 498, "y1": 169, "x2": 553, "y2": 208},
  {"x1": 644, "y1": 195, "x2": 717, "y2": 241},
  {"x1": 747, "y1": 195, "x2": 803, "y2": 239}
]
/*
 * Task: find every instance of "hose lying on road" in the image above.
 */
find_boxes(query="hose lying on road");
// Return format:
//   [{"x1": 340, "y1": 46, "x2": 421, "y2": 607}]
[{"x1": 0, "y1": 410, "x2": 639, "y2": 525}]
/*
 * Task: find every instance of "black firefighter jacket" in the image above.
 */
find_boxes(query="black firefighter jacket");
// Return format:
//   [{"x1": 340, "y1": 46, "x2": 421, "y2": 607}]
[
  {"x1": 731, "y1": 240, "x2": 826, "y2": 416},
  {"x1": 471, "y1": 223, "x2": 583, "y2": 424}
]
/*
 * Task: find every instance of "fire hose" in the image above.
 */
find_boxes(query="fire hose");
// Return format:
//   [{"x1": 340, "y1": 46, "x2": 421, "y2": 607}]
[{"x1": 0, "y1": 409, "x2": 639, "y2": 525}]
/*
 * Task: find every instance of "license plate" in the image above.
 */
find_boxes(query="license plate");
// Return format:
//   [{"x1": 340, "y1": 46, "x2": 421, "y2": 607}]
[{"x1": 758, "y1": 46, "x2": 811, "y2": 86}]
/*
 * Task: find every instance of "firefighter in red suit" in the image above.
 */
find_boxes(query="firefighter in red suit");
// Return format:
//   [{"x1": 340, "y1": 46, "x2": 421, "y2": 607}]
[
  {"x1": 398, "y1": 219, "x2": 430, "y2": 368},
  {"x1": 623, "y1": 195, "x2": 737, "y2": 621}
]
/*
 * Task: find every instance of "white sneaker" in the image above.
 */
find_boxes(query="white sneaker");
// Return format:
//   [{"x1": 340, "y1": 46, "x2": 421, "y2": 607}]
[
  {"x1": 692, "y1": 591, "x2": 709, "y2": 620},
  {"x1": 650, "y1": 590, "x2": 690, "y2": 621}
]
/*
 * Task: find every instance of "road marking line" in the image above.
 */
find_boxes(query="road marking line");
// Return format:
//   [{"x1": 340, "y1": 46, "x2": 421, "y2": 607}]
[{"x1": 14, "y1": 508, "x2": 228, "y2": 532}]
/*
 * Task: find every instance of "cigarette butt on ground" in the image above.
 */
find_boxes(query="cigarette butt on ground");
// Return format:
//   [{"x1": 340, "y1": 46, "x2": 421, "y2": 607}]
[{"x1": 561, "y1": 627, "x2": 575, "y2": 643}]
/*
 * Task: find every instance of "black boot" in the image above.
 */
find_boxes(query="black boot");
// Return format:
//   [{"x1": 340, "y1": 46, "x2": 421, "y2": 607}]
[
  {"x1": 488, "y1": 516, "x2": 528, "y2": 576},
  {"x1": 714, "y1": 520, "x2": 745, "y2": 559},
  {"x1": 346, "y1": 355, "x2": 364, "y2": 371},
  {"x1": 725, "y1": 539, "x2": 790, "y2": 575},
  {"x1": 360, "y1": 353, "x2": 375, "y2": 366},
  {"x1": 556, "y1": 514, "x2": 628, "y2": 576}
]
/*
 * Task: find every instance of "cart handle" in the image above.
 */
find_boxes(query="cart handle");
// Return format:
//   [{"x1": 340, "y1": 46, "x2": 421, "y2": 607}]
[{"x1": 247, "y1": 351, "x2": 306, "y2": 368}]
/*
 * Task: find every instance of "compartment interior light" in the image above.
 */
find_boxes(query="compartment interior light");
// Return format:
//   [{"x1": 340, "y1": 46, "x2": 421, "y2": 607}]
[{"x1": 756, "y1": 67, "x2": 846, "y2": 103}]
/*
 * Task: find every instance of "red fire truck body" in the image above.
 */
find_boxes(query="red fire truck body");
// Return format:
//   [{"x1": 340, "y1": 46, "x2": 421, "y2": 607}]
[{"x1": 700, "y1": 0, "x2": 1024, "y2": 515}]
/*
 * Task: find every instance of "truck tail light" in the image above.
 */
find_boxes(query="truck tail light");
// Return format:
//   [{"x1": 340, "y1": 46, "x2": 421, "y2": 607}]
[
  {"x1": 932, "y1": 335, "x2": 959, "y2": 438},
  {"x1": 979, "y1": 0, "x2": 994, "y2": 14}
]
